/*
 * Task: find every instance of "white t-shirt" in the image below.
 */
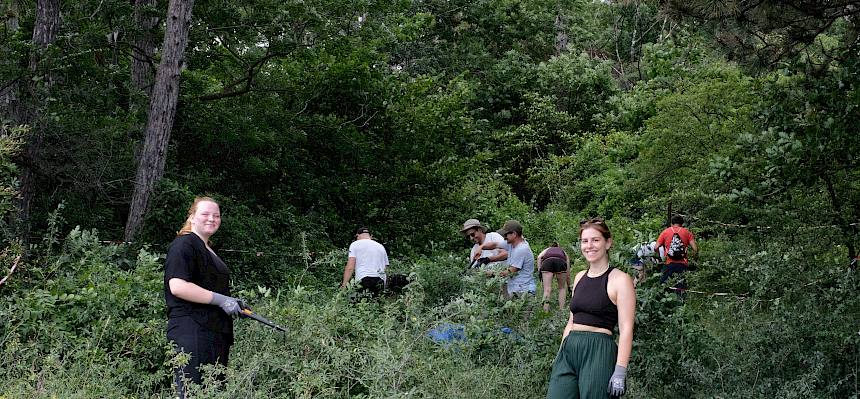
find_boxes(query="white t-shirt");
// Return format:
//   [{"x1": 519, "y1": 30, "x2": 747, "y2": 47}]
[
  {"x1": 469, "y1": 232, "x2": 507, "y2": 267},
  {"x1": 348, "y1": 239, "x2": 389, "y2": 281}
]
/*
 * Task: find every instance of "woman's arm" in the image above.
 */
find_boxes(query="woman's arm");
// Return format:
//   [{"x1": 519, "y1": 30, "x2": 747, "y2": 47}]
[
  {"x1": 536, "y1": 248, "x2": 548, "y2": 271},
  {"x1": 168, "y1": 278, "x2": 216, "y2": 304},
  {"x1": 562, "y1": 312, "x2": 574, "y2": 340},
  {"x1": 611, "y1": 271, "x2": 636, "y2": 367}
]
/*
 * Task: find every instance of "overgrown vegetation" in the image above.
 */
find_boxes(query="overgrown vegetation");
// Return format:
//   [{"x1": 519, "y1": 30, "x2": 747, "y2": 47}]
[{"x1": 2, "y1": 0, "x2": 859, "y2": 397}]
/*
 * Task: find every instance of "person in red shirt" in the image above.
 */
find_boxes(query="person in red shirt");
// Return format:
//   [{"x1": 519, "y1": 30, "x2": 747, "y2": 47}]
[{"x1": 655, "y1": 215, "x2": 698, "y2": 286}]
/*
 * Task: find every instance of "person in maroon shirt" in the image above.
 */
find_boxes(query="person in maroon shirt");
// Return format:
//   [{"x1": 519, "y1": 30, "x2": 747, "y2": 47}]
[{"x1": 537, "y1": 242, "x2": 570, "y2": 312}]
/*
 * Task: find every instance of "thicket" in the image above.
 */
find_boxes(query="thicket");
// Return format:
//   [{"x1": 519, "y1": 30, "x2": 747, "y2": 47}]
[{"x1": 2, "y1": 0, "x2": 860, "y2": 398}]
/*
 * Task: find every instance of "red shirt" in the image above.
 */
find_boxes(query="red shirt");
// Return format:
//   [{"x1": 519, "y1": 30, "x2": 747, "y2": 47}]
[{"x1": 656, "y1": 226, "x2": 694, "y2": 265}]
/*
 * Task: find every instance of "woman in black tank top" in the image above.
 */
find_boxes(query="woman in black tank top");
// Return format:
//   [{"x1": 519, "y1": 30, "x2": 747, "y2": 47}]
[{"x1": 546, "y1": 218, "x2": 636, "y2": 399}]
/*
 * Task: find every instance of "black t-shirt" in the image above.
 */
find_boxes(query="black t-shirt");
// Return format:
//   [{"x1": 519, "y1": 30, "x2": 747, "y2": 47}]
[{"x1": 164, "y1": 233, "x2": 233, "y2": 335}]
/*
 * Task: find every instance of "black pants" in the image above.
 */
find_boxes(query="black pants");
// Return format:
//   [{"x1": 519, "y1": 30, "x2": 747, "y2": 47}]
[
  {"x1": 359, "y1": 276, "x2": 385, "y2": 297},
  {"x1": 660, "y1": 262, "x2": 687, "y2": 285},
  {"x1": 167, "y1": 316, "x2": 233, "y2": 399}
]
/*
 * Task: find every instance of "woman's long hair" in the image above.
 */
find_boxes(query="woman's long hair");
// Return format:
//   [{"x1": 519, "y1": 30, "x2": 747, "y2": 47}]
[{"x1": 177, "y1": 196, "x2": 219, "y2": 238}]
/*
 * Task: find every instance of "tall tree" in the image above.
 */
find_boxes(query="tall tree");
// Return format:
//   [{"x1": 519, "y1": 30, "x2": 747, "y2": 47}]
[
  {"x1": 662, "y1": 0, "x2": 860, "y2": 67},
  {"x1": 0, "y1": 0, "x2": 21, "y2": 115},
  {"x1": 131, "y1": 0, "x2": 159, "y2": 95},
  {"x1": 124, "y1": 0, "x2": 194, "y2": 242},
  {"x1": 15, "y1": 0, "x2": 60, "y2": 240}
]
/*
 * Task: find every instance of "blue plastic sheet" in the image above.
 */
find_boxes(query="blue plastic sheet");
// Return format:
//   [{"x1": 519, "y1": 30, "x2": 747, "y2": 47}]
[{"x1": 426, "y1": 323, "x2": 466, "y2": 347}]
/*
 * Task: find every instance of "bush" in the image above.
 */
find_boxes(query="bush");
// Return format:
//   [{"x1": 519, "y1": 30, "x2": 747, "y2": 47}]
[{"x1": 3, "y1": 219, "x2": 858, "y2": 398}]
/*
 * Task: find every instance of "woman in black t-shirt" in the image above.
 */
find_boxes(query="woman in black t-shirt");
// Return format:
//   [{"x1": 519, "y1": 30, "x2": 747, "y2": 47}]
[{"x1": 164, "y1": 196, "x2": 240, "y2": 398}]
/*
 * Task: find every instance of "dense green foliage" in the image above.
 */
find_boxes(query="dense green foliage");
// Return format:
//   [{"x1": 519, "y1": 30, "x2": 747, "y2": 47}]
[{"x1": 2, "y1": 0, "x2": 859, "y2": 398}]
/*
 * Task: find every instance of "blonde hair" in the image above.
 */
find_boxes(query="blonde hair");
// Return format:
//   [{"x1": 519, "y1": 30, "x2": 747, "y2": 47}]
[{"x1": 177, "y1": 196, "x2": 219, "y2": 237}]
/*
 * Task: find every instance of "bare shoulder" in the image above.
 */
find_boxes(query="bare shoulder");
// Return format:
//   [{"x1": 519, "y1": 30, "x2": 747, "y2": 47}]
[
  {"x1": 609, "y1": 268, "x2": 634, "y2": 289},
  {"x1": 608, "y1": 268, "x2": 635, "y2": 305}
]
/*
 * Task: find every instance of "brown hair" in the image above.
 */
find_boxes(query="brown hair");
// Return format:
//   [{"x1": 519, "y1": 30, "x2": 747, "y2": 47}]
[
  {"x1": 177, "y1": 196, "x2": 219, "y2": 237},
  {"x1": 579, "y1": 217, "x2": 612, "y2": 240}
]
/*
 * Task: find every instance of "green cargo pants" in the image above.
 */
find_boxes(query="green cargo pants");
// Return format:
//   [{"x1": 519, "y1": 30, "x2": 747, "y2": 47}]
[{"x1": 546, "y1": 331, "x2": 617, "y2": 399}]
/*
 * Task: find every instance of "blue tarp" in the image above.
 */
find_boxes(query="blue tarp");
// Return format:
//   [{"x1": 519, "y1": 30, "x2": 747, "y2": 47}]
[{"x1": 426, "y1": 323, "x2": 466, "y2": 347}]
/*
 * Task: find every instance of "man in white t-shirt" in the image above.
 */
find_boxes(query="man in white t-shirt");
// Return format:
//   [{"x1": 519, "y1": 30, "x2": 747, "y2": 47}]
[
  {"x1": 460, "y1": 218, "x2": 508, "y2": 270},
  {"x1": 340, "y1": 227, "x2": 389, "y2": 296}
]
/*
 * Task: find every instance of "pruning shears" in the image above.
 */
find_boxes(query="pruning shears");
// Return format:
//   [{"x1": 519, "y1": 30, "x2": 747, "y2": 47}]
[
  {"x1": 461, "y1": 259, "x2": 480, "y2": 275},
  {"x1": 238, "y1": 300, "x2": 288, "y2": 333}
]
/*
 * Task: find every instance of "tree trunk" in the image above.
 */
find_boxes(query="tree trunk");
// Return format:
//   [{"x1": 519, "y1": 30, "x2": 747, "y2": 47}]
[
  {"x1": 0, "y1": 0, "x2": 20, "y2": 117},
  {"x1": 16, "y1": 0, "x2": 60, "y2": 240},
  {"x1": 554, "y1": 8, "x2": 568, "y2": 56},
  {"x1": 131, "y1": 0, "x2": 158, "y2": 95},
  {"x1": 124, "y1": 0, "x2": 194, "y2": 242},
  {"x1": 4, "y1": 0, "x2": 19, "y2": 32}
]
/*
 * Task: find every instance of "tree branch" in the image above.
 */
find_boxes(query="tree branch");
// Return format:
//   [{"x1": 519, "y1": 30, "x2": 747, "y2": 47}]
[
  {"x1": 0, "y1": 255, "x2": 21, "y2": 287},
  {"x1": 197, "y1": 49, "x2": 292, "y2": 101}
]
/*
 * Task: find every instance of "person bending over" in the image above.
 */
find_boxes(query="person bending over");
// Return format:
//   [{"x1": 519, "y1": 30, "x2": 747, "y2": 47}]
[{"x1": 537, "y1": 242, "x2": 570, "y2": 311}]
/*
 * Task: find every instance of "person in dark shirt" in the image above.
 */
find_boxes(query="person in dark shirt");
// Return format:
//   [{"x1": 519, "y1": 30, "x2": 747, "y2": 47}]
[
  {"x1": 164, "y1": 196, "x2": 240, "y2": 398},
  {"x1": 546, "y1": 218, "x2": 635, "y2": 399}
]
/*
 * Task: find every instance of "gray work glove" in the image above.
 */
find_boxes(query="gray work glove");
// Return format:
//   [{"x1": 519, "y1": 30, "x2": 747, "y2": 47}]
[
  {"x1": 209, "y1": 292, "x2": 240, "y2": 316},
  {"x1": 607, "y1": 365, "x2": 627, "y2": 397}
]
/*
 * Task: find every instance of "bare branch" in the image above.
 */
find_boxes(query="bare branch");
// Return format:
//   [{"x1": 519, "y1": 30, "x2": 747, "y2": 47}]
[{"x1": 0, "y1": 255, "x2": 21, "y2": 287}]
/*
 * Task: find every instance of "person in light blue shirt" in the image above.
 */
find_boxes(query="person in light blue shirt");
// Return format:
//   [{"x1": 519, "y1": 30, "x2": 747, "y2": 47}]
[{"x1": 480, "y1": 220, "x2": 536, "y2": 297}]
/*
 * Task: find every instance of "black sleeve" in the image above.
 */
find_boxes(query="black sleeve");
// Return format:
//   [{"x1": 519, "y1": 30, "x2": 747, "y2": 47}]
[{"x1": 165, "y1": 238, "x2": 195, "y2": 282}]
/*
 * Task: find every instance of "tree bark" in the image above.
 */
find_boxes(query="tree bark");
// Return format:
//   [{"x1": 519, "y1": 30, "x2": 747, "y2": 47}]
[
  {"x1": 131, "y1": 0, "x2": 158, "y2": 95},
  {"x1": 16, "y1": 0, "x2": 60, "y2": 240},
  {"x1": 0, "y1": 0, "x2": 21, "y2": 117},
  {"x1": 4, "y1": 0, "x2": 19, "y2": 32},
  {"x1": 124, "y1": 0, "x2": 194, "y2": 242},
  {"x1": 554, "y1": 2, "x2": 568, "y2": 56}
]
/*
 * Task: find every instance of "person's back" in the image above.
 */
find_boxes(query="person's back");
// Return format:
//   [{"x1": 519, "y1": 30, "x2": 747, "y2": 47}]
[
  {"x1": 655, "y1": 216, "x2": 698, "y2": 287},
  {"x1": 656, "y1": 226, "x2": 694, "y2": 265},
  {"x1": 341, "y1": 227, "x2": 389, "y2": 297},
  {"x1": 538, "y1": 243, "x2": 570, "y2": 311},
  {"x1": 349, "y1": 238, "x2": 388, "y2": 281}
]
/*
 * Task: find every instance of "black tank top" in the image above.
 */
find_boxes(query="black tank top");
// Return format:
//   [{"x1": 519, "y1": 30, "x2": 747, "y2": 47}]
[{"x1": 569, "y1": 267, "x2": 618, "y2": 331}]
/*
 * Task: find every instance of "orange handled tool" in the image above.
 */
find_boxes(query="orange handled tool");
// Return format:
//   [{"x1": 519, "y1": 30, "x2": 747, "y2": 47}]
[{"x1": 238, "y1": 301, "x2": 287, "y2": 333}]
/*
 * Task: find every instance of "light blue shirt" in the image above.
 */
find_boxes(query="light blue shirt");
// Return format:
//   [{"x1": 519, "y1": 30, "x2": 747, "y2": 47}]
[{"x1": 504, "y1": 240, "x2": 536, "y2": 295}]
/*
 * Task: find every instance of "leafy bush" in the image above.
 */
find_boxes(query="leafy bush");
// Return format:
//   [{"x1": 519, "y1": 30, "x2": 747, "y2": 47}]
[{"x1": 0, "y1": 228, "x2": 168, "y2": 397}]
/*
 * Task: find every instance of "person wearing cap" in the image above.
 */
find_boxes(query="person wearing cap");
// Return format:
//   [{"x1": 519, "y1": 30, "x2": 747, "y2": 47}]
[
  {"x1": 460, "y1": 218, "x2": 508, "y2": 269},
  {"x1": 340, "y1": 227, "x2": 389, "y2": 297},
  {"x1": 479, "y1": 220, "x2": 536, "y2": 298}
]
